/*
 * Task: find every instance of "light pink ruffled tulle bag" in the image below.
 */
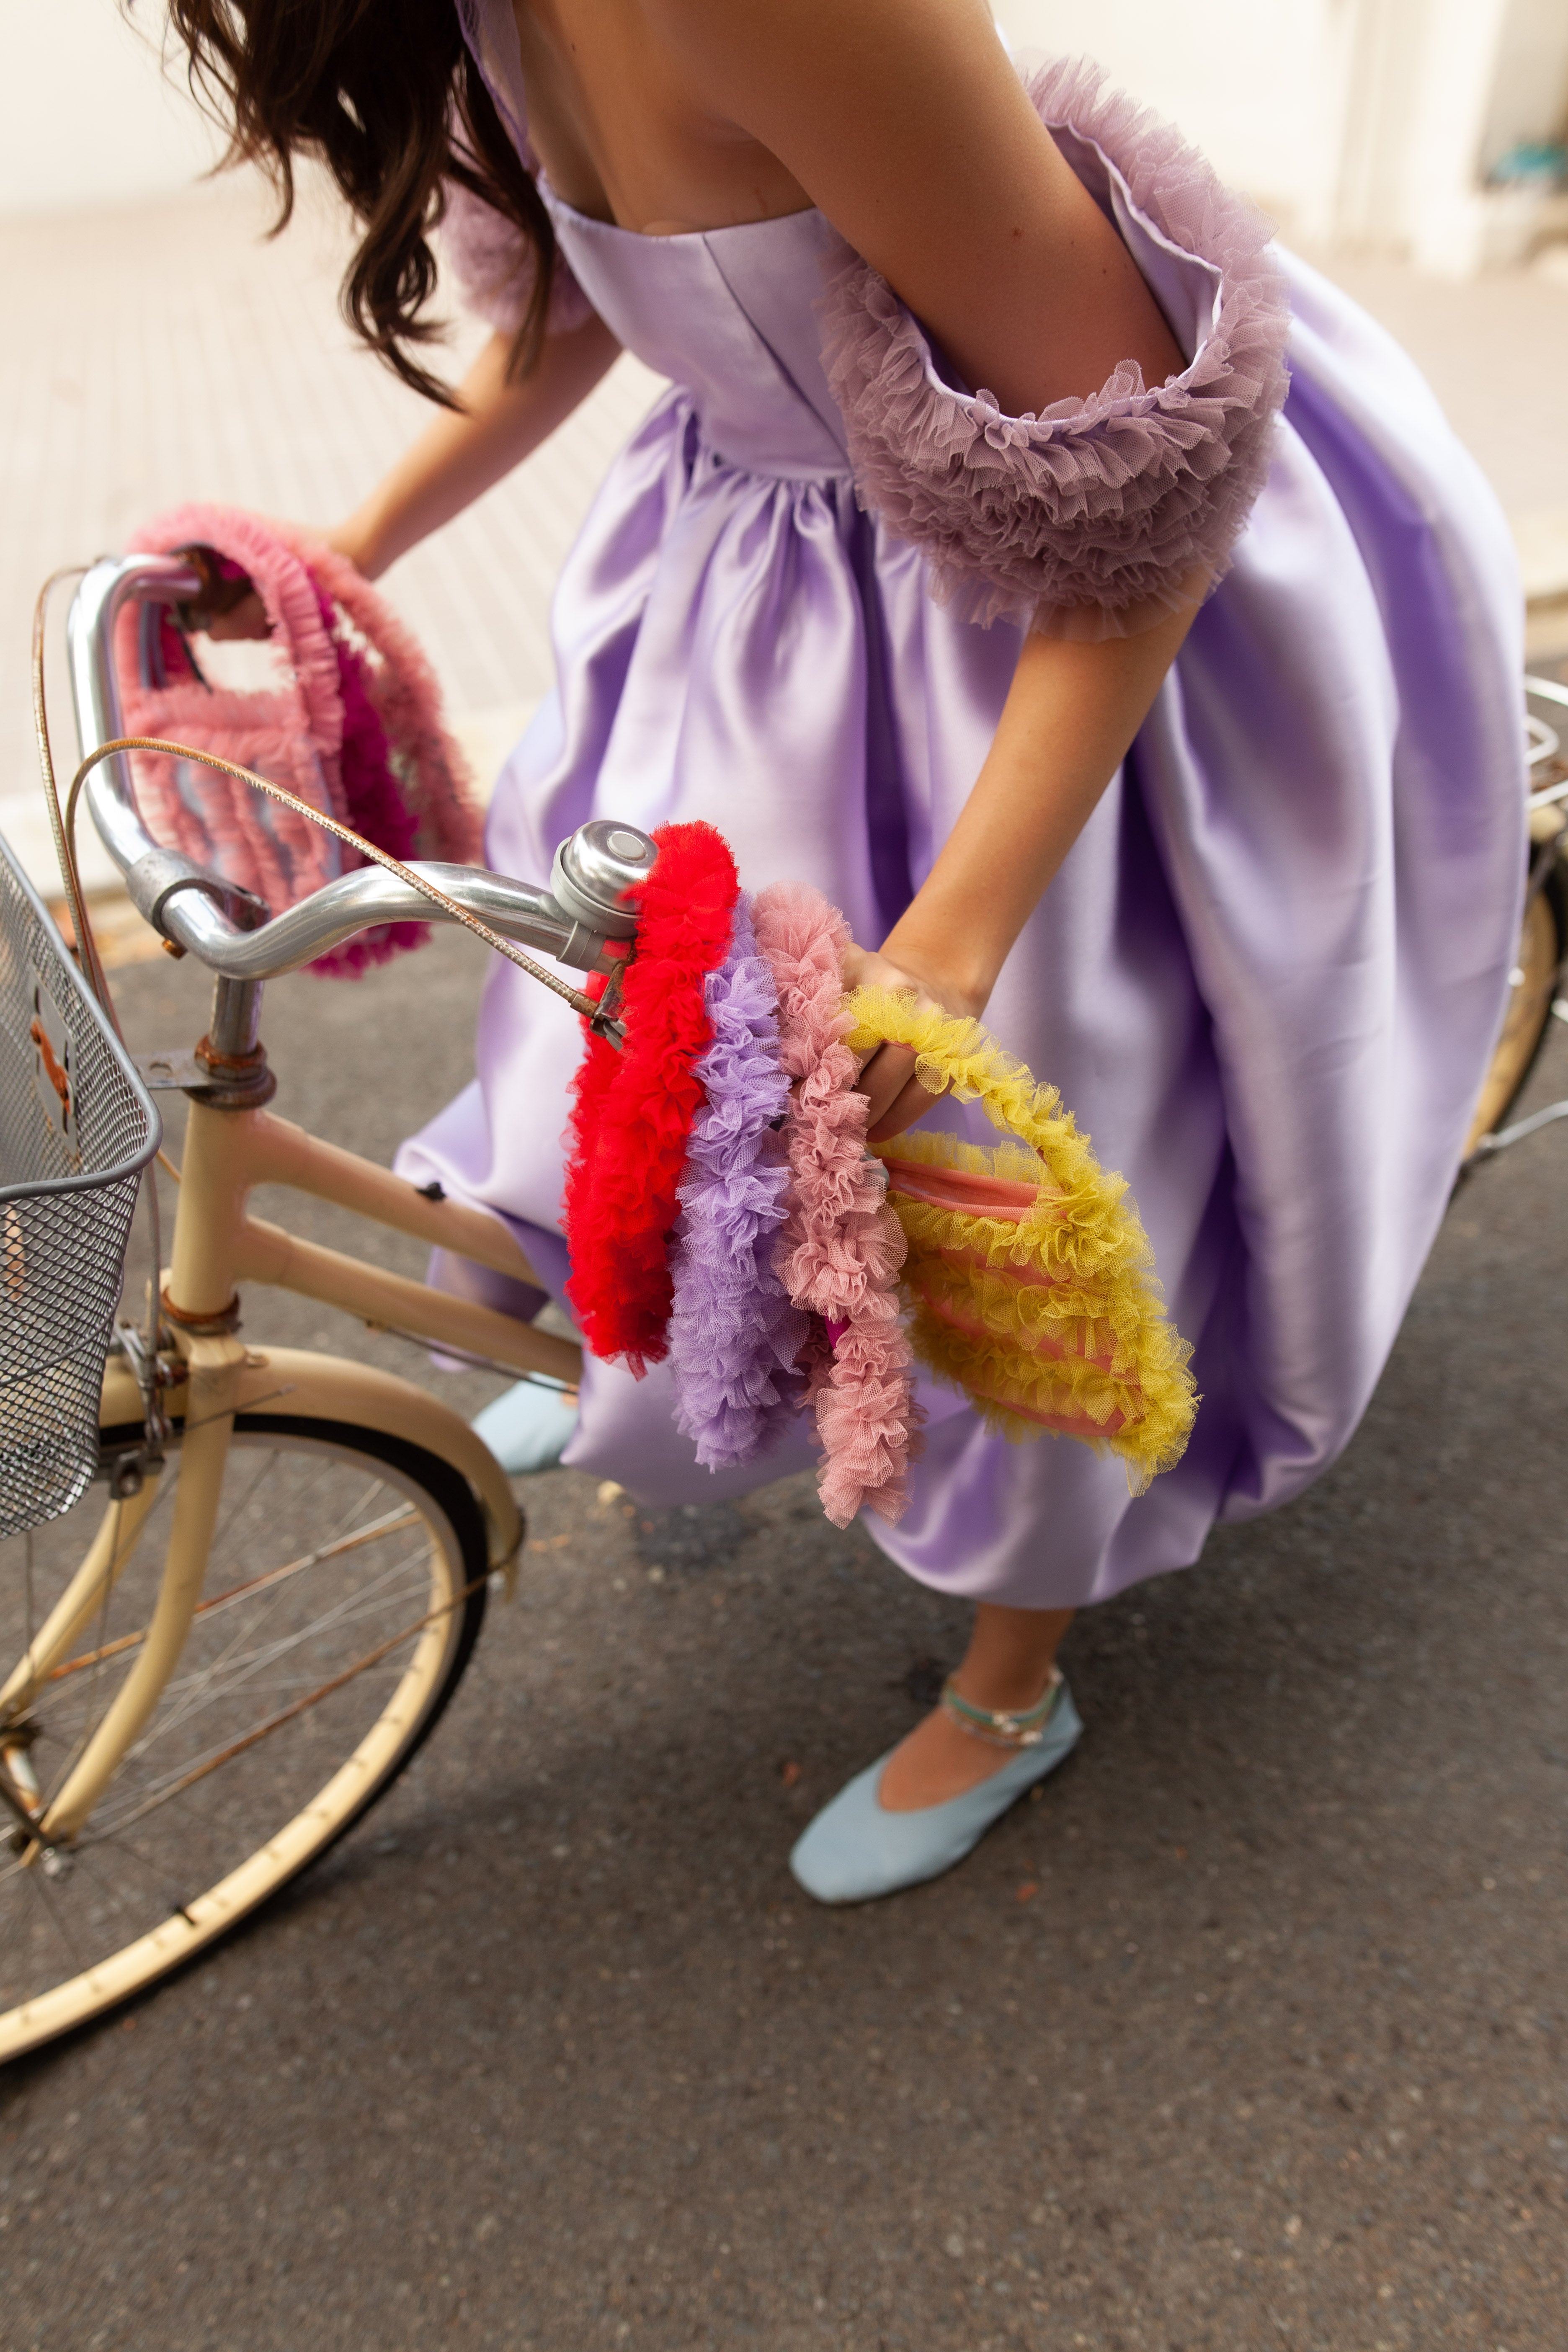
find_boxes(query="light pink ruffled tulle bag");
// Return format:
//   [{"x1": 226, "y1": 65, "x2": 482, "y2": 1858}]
[{"x1": 117, "y1": 505, "x2": 482, "y2": 973}]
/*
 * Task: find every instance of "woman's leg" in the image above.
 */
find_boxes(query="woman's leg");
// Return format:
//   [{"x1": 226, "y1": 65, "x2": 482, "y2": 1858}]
[{"x1": 878, "y1": 1602, "x2": 1075, "y2": 1810}]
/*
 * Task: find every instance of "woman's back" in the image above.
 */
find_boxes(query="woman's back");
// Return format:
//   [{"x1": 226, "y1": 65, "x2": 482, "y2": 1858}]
[
  {"x1": 481, "y1": 0, "x2": 1186, "y2": 409},
  {"x1": 503, "y1": 0, "x2": 815, "y2": 237}
]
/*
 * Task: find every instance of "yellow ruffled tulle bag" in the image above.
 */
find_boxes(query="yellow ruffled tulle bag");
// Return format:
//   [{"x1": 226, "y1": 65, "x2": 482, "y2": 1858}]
[{"x1": 843, "y1": 987, "x2": 1199, "y2": 1493}]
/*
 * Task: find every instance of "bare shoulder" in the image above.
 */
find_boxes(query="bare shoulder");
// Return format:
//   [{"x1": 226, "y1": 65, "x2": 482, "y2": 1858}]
[
  {"x1": 647, "y1": 0, "x2": 1182, "y2": 414},
  {"x1": 650, "y1": 0, "x2": 1006, "y2": 79},
  {"x1": 650, "y1": 0, "x2": 1033, "y2": 170}
]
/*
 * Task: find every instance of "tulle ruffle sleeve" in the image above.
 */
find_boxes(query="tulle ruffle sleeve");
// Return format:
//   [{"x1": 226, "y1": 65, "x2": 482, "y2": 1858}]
[
  {"x1": 438, "y1": 176, "x2": 595, "y2": 338},
  {"x1": 815, "y1": 58, "x2": 1292, "y2": 641}
]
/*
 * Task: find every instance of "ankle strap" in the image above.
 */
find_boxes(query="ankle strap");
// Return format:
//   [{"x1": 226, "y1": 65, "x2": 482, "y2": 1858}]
[{"x1": 940, "y1": 1667, "x2": 1063, "y2": 1749}]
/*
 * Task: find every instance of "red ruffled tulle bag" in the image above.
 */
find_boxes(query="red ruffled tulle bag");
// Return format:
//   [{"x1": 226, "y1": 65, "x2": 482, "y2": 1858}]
[{"x1": 562, "y1": 820, "x2": 740, "y2": 1372}]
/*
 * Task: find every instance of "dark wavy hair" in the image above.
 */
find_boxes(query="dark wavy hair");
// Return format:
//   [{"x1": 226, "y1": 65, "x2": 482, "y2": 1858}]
[{"x1": 160, "y1": 0, "x2": 553, "y2": 403}]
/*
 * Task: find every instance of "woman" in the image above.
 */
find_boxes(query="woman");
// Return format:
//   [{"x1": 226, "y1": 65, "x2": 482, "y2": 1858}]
[{"x1": 171, "y1": 0, "x2": 1524, "y2": 1901}]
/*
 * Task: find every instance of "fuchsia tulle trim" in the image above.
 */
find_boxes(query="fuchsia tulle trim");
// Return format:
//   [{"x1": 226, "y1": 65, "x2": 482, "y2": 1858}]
[
  {"x1": 119, "y1": 505, "x2": 482, "y2": 974},
  {"x1": 751, "y1": 880, "x2": 921, "y2": 1529}
]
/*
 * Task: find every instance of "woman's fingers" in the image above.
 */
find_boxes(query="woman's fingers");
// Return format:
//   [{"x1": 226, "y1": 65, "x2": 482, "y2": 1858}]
[
  {"x1": 856, "y1": 1042, "x2": 947, "y2": 1138},
  {"x1": 856, "y1": 1039, "x2": 917, "y2": 1129},
  {"x1": 200, "y1": 587, "x2": 272, "y2": 642},
  {"x1": 841, "y1": 937, "x2": 955, "y2": 1135},
  {"x1": 867, "y1": 1069, "x2": 946, "y2": 1143},
  {"x1": 174, "y1": 543, "x2": 274, "y2": 641}
]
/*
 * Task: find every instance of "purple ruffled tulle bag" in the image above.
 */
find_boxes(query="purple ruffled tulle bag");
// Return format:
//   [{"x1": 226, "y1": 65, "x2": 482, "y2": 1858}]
[{"x1": 666, "y1": 895, "x2": 808, "y2": 1468}]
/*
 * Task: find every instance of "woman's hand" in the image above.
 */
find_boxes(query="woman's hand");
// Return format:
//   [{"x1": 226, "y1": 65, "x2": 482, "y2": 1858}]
[
  {"x1": 198, "y1": 588, "x2": 271, "y2": 642},
  {"x1": 841, "y1": 939, "x2": 984, "y2": 1142},
  {"x1": 182, "y1": 520, "x2": 372, "y2": 642},
  {"x1": 186, "y1": 314, "x2": 622, "y2": 641},
  {"x1": 180, "y1": 552, "x2": 273, "y2": 642}
]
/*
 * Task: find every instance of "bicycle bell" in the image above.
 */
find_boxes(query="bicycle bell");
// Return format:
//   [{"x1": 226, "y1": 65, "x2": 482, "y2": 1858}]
[{"x1": 551, "y1": 820, "x2": 658, "y2": 940}]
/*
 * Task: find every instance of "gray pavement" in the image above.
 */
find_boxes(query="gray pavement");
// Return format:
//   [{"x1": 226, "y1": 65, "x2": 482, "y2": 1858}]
[{"x1": 2, "y1": 901, "x2": 1565, "y2": 2352}]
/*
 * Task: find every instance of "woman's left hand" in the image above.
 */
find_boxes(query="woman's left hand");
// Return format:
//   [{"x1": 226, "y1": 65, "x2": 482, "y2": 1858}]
[{"x1": 839, "y1": 940, "x2": 984, "y2": 1143}]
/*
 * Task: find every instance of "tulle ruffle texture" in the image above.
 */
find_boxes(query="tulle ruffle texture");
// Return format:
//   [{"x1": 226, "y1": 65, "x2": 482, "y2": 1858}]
[
  {"x1": 563, "y1": 857, "x2": 1194, "y2": 1524},
  {"x1": 844, "y1": 988, "x2": 1198, "y2": 1492},
  {"x1": 752, "y1": 882, "x2": 922, "y2": 1529},
  {"x1": 438, "y1": 175, "x2": 595, "y2": 338},
  {"x1": 120, "y1": 504, "x2": 481, "y2": 972},
  {"x1": 815, "y1": 56, "x2": 1292, "y2": 639},
  {"x1": 562, "y1": 820, "x2": 740, "y2": 1375},
  {"x1": 667, "y1": 896, "x2": 807, "y2": 1470}
]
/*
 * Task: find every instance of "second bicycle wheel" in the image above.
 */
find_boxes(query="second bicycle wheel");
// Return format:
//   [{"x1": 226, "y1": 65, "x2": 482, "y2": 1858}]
[
  {"x1": 0, "y1": 1412, "x2": 490, "y2": 2062},
  {"x1": 1462, "y1": 873, "x2": 1565, "y2": 1158}
]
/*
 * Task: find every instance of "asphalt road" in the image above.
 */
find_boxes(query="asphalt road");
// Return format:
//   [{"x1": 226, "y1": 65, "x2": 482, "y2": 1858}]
[{"x1": 2, "y1": 882, "x2": 1565, "y2": 2352}]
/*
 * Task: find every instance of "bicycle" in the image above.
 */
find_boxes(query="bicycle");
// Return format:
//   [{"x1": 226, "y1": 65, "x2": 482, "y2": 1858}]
[
  {"x1": 1464, "y1": 671, "x2": 1568, "y2": 1160},
  {"x1": 0, "y1": 557, "x2": 1560, "y2": 2064},
  {"x1": 0, "y1": 549, "x2": 653, "y2": 2061}
]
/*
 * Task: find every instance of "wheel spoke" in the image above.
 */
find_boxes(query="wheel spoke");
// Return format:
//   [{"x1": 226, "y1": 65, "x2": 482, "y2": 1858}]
[
  {"x1": 90, "y1": 1567, "x2": 480, "y2": 1842},
  {"x1": 28, "y1": 1869, "x2": 89, "y2": 1970},
  {"x1": 48, "y1": 1507, "x2": 420, "y2": 1686},
  {"x1": 0, "y1": 1418, "x2": 484, "y2": 2054},
  {"x1": 124, "y1": 1540, "x2": 436, "y2": 1764}
]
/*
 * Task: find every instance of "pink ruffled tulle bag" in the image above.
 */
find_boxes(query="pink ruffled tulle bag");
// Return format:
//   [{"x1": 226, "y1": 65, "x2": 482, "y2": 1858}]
[{"x1": 117, "y1": 505, "x2": 483, "y2": 973}]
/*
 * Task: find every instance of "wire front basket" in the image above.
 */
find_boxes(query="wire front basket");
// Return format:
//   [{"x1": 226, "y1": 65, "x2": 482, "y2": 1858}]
[{"x1": 0, "y1": 830, "x2": 160, "y2": 1540}]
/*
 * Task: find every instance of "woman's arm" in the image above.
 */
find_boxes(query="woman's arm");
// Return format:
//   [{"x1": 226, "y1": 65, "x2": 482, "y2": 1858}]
[
  {"x1": 205, "y1": 310, "x2": 621, "y2": 634},
  {"x1": 664, "y1": 0, "x2": 1184, "y2": 411},
  {"x1": 333, "y1": 312, "x2": 622, "y2": 579},
  {"x1": 846, "y1": 598, "x2": 1197, "y2": 1136},
  {"x1": 657, "y1": 0, "x2": 1199, "y2": 1131}
]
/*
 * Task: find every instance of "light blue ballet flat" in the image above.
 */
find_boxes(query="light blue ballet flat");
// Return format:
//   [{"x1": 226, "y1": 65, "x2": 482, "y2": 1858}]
[
  {"x1": 471, "y1": 1379, "x2": 578, "y2": 1475},
  {"x1": 789, "y1": 1673, "x2": 1082, "y2": 1905}
]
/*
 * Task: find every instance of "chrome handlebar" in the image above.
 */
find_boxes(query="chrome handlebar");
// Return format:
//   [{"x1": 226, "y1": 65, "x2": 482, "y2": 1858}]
[{"x1": 65, "y1": 554, "x2": 655, "y2": 980}]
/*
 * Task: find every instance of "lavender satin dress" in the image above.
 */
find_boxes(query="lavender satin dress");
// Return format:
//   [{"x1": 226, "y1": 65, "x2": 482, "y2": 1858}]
[{"x1": 399, "y1": 136, "x2": 1524, "y2": 1609}]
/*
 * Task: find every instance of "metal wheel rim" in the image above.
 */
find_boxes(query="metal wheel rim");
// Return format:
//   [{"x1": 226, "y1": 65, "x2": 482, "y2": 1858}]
[{"x1": 0, "y1": 1421, "x2": 471, "y2": 2061}]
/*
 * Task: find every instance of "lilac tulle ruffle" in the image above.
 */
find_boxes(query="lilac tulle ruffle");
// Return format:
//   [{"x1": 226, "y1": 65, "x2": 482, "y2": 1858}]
[
  {"x1": 438, "y1": 176, "x2": 594, "y2": 338},
  {"x1": 668, "y1": 897, "x2": 808, "y2": 1470},
  {"x1": 816, "y1": 56, "x2": 1292, "y2": 640}
]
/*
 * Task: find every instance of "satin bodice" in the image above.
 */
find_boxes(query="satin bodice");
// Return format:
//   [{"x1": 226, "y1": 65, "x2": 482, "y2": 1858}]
[{"x1": 543, "y1": 188, "x2": 854, "y2": 481}]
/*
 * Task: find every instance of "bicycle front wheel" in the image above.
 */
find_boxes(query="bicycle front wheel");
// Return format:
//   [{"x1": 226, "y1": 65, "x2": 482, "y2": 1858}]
[{"x1": 0, "y1": 1412, "x2": 490, "y2": 2062}]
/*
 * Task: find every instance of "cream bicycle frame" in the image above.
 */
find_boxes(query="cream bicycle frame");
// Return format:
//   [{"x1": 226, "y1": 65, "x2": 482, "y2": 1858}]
[
  {"x1": 5, "y1": 1091, "x2": 578, "y2": 1847},
  {"x1": 5, "y1": 547, "x2": 635, "y2": 1866}
]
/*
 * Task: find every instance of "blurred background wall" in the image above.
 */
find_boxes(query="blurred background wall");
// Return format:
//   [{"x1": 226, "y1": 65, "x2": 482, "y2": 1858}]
[
  {"x1": 998, "y1": 0, "x2": 1568, "y2": 271},
  {"x1": 6, "y1": 0, "x2": 1568, "y2": 273},
  {"x1": 0, "y1": 0, "x2": 222, "y2": 212}
]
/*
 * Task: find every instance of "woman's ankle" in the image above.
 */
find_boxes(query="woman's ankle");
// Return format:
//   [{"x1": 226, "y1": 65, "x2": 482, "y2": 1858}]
[
  {"x1": 947, "y1": 1656, "x2": 1059, "y2": 1715},
  {"x1": 949, "y1": 1602, "x2": 1073, "y2": 1714}
]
